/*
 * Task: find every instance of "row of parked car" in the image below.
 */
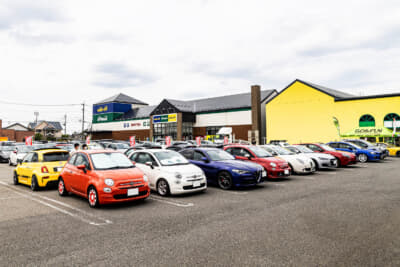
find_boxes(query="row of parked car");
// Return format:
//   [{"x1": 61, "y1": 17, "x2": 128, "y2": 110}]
[{"x1": 5, "y1": 137, "x2": 398, "y2": 208}]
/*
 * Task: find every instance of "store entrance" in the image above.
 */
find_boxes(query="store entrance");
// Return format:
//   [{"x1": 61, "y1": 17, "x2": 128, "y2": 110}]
[{"x1": 153, "y1": 122, "x2": 177, "y2": 140}]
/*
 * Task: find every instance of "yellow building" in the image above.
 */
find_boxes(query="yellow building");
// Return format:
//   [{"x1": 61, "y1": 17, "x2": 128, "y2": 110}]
[{"x1": 266, "y1": 79, "x2": 400, "y2": 144}]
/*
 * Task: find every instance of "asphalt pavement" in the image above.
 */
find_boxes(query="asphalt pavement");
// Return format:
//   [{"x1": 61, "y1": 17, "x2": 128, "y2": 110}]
[{"x1": 0, "y1": 158, "x2": 399, "y2": 266}]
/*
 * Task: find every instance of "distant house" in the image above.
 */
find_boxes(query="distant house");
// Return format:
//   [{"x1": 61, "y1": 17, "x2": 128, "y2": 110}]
[
  {"x1": 28, "y1": 121, "x2": 63, "y2": 138},
  {"x1": 4, "y1": 123, "x2": 31, "y2": 131}
]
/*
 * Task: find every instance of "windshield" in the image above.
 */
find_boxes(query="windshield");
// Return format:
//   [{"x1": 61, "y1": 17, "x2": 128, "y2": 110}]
[
  {"x1": 153, "y1": 151, "x2": 189, "y2": 166},
  {"x1": 17, "y1": 146, "x2": 33, "y2": 153},
  {"x1": 0, "y1": 146, "x2": 16, "y2": 151},
  {"x1": 270, "y1": 146, "x2": 295, "y2": 155},
  {"x1": 115, "y1": 143, "x2": 129, "y2": 149},
  {"x1": 320, "y1": 144, "x2": 336, "y2": 151},
  {"x1": 248, "y1": 146, "x2": 272, "y2": 157},
  {"x1": 286, "y1": 146, "x2": 301, "y2": 154},
  {"x1": 294, "y1": 145, "x2": 314, "y2": 153},
  {"x1": 42, "y1": 152, "x2": 69, "y2": 162},
  {"x1": 91, "y1": 152, "x2": 134, "y2": 170},
  {"x1": 207, "y1": 150, "x2": 235, "y2": 161}
]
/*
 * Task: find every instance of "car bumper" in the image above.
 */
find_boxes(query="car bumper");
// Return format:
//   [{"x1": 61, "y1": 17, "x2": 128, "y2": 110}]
[
  {"x1": 99, "y1": 185, "x2": 150, "y2": 204},
  {"x1": 339, "y1": 157, "x2": 357, "y2": 166},
  {"x1": 367, "y1": 155, "x2": 382, "y2": 161},
  {"x1": 37, "y1": 173, "x2": 60, "y2": 187},
  {"x1": 319, "y1": 158, "x2": 338, "y2": 168},
  {"x1": 267, "y1": 168, "x2": 291, "y2": 178},
  {"x1": 232, "y1": 172, "x2": 264, "y2": 187},
  {"x1": 170, "y1": 180, "x2": 207, "y2": 195}
]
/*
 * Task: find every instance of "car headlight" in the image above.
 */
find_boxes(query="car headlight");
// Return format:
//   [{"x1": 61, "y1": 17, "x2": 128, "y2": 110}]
[
  {"x1": 104, "y1": 178, "x2": 114, "y2": 186},
  {"x1": 143, "y1": 174, "x2": 148, "y2": 182},
  {"x1": 296, "y1": 158, "x2": 304, "y2": 164},
  {"x1": 371, "y1": 152, "x2": 377, "y2": 155},
  {"x1": 232, "y1": 169, "x2": 251, "y2": 174},
  {"x1": 269, "y1": 162, "x2": 277, "y2": 167},
  {"x1": 318, "y1": 157, "x2": 329, "y2": 160},
  {"x1": 175, "y1": 173, "x2": 182, "y2": 179}
]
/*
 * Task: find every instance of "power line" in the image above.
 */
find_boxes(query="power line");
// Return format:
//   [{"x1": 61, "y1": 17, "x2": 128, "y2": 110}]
[{"x1": 0, "y1": 100, "x2": 83, "y2": 107}]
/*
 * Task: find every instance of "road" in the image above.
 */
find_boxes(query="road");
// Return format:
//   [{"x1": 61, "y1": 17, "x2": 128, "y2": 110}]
[{"x1": 0, "y1": 158, "x2": 399, "y2": 266}]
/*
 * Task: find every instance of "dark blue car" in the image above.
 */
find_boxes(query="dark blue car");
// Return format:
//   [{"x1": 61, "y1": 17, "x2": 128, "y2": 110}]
[
  {"x1": 179, "y1": 148, "x2": 265, "y2": 190},
  {"x1": 326, "y1": 141, "x2": 382, "y2": 163}
]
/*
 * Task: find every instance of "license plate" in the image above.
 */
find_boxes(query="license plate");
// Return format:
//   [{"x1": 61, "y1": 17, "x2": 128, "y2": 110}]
[
  {"x1": 262, "y1": 171, "x2": 267, "y2": 177},
  {"x1": 127, "y1": 188, "x2": 139, "y2": 196},
  {"x1": 284, "y1": 169, "x2": 289, "y2": 175},
  {"x1": 193, "y1": 181, "x2": 201, "y2": 187}
]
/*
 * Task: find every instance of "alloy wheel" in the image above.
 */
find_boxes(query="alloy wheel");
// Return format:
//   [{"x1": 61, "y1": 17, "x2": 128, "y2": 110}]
[{"x1": 218, "y1": 172, "x2": 232, "y2": 190}]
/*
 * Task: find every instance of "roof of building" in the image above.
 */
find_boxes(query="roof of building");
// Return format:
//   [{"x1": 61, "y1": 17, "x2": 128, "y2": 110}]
[
  {"x1": 95, "y1": 93, "x2": 148, "y2": 105},
  {"x1": 297, "y1": 79, "x2": 355, "y2": 99},
  {"x1": 4, "y1": 123, "x2": 30, "y2": 130},
  {"x1": 164, "y1": 89, "x2": 277, "y2": 113},
  {"x1": 28, "y1": 121, "x2": 63, "y2": 130},
  {"x1": 119, "y1": 105, "x2": 157, "y2": 120}
]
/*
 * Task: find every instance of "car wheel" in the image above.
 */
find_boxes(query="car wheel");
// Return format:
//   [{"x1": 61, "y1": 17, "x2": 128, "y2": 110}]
[
  {"x1": 357, "y1": 153, "x2": 368, "y2": 163},
  {"x1": 58, "y1": 178, "x2": 68, "y2": 196},
  {"x1": 157, "y1": 179, "x2": 170, "y2": 196},
  {"x1": 334, "y1": 157, "x2": 341, "y2": 167},
  {"x1": 312, "y1": 159, "x2": 319, "y2": 170},
  {"x1": 13, "y1": 172, "x2": 19, "y2": 185},
  {"x1": 288, "y1": 163, "x2": 296, "y2": 174},
  {"x1": 31, "y1": 175, "x2": 39, "y2": 191},
  {"x1": 88, "y1": 186, "x2": 99, "y2": 208},
  {"x1": 218, "y1": 171, "x2": 233, "y2": 190},
  {"x1": 397, "y1": 151, "x2": 400, "y2": 157}
]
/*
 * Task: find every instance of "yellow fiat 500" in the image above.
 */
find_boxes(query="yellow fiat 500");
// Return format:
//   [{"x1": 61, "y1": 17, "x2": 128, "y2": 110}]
[
  {"x1": 13, "y1": 148, "x2": 70, "y2": 191},
  {"x1": 387, "y1": 145, "x2": 400, "y2": 157}
]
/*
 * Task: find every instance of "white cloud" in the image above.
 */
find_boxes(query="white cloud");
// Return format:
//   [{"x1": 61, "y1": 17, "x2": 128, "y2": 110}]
[{"x1": 1, "y1": 0, "x2": 400, "y2": 132}]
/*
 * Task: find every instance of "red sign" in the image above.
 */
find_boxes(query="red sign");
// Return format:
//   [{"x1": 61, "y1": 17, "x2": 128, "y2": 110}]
[
  {"x1": 86, "y1": 136, "x2": 91, "y2": 145},
  {"x1": 130, "y1": 136, "x2": 136, "y2": 147},
  {"x1": 196, "y1": 136, "x2": 201, "y2": 146},
  {"x1": 223, "y1": 136, "x2": 229, "y2": 145},
  {"x1": 25, "y1": 136, "x2": 33, "y2": 146},
  {"x1": 165, "y1": 136, "x2": 172, "y2": 147}
]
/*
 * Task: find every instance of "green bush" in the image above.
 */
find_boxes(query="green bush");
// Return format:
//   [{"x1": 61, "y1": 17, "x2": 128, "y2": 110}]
[{"x1": 34, "y1": 133, "x2": 43, "y2": 141}]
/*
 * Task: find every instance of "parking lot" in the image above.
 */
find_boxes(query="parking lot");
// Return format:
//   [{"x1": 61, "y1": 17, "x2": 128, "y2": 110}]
[{"x1": 0, "y1": 158, "x2": 400, "y2": 266}]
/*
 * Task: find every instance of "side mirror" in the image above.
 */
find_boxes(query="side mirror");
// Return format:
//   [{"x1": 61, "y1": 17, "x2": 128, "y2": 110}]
[
  {"x1": 201, "y1": 157, "x2": 209, "y2": 163},
  {"x1": 77, "y1": 164, "x2": 87, "y2": 173},
  {"x1": 131, "y1": 160, "x2": 136, "y2": 165},
  {"x1": 145, "y1": 161, "x2": 154, "y2": 169}
]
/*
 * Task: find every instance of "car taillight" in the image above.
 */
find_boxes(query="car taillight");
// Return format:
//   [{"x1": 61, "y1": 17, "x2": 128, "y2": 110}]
[{"x1": 41, "y1": 166, "x2": 49, "y2": 173}]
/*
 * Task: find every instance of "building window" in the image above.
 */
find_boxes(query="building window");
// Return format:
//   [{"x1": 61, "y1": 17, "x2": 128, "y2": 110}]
[
  {"x1": 206, "y1": 126, "x2": 222, "y2": 135},
  {"x1": 383, "y1": 113, "x2": 400, "y2": 128},
  {"x1": 359, "y1": 114, "x2": 375, "y2": 127},
  {"x1": 182, "y1": 122, "x2": 193, "y2": 140}
]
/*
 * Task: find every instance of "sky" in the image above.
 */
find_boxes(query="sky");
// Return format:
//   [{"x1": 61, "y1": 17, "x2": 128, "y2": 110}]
[{"x1": 1, "y1": 0, "x2": 400, "y2": 133}]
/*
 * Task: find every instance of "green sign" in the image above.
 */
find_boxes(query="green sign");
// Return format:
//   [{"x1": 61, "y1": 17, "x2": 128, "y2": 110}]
[
  {"x1": 93, "y1": 113, "x2": 123, "y2": 123},
  {"x1": 341, "y1": 127, "x2": 396, "y2": 137}
]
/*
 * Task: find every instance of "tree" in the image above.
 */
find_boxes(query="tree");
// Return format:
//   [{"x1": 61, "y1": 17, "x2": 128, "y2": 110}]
[{"x1": 34, "y1": 133, "x2": 43, "y2": 141}]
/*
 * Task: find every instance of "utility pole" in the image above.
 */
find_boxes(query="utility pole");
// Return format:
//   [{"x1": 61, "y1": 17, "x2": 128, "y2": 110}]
[
  {"x1": 34, "y1": 111, "x2": 39, "y2": 124},
  {"x1": 82, "y1": 103, "x2": 85, "y2": 139},
  {"x1": 64, "y1": 114, "x2": 67, "y2": 135}
]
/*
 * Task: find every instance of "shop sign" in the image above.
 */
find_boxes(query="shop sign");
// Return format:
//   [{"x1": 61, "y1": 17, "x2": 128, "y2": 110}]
[
  {"x1": 91, "y1": 118, "x2": 151, "y2": 132},
  {"x1": 123, "y1": 120, "x2": 150, "y2": 129},
  {"x1": 25, "y1": 136, "x2": 33, "y2": 146},
  {"x1": 93, "y1": 103, "x2": 132, "y2": 115},
  {"x1": 153, "y1": 113, "x2": 177, "y2": 124},
  {"x1": 354, "y1": 128, "x2": 383, "y2": 134}
]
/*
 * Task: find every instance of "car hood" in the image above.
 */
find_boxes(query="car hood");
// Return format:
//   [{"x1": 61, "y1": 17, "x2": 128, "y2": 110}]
[
  {"x1": 214, "y1": 160, "x2": 262, "y2": 171},
  {"x1": 256, "y1": 157, "x2": 287, "y2": 164},
  {"x1": 302, "y1": 152, "x2": 335, "y2": 159},
  {"x1": 95, "y1": 167, "x2": 145, "y2": 180},
  {"x1": 275, "y1": 154, "x2": 313, "y2": 163},
  {"x1": 160, "y1": 164, "x2": 204, "y2": 176}
]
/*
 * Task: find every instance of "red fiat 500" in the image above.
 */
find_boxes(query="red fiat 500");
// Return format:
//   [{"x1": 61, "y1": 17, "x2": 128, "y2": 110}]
[
  {"x1": 224, "y1": 145, "x2": 291, "y2": 179},
  {"x1": 300, "y1": 143, "x2": 357, "y2": 167},
  {"x1": 58, "y1": 150, "x2": 150, "y2": 208}
]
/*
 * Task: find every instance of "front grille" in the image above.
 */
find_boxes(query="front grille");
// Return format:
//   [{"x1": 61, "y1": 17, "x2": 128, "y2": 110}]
[
  {"x1": 113, "y1": 190, "x2": 148, "y2": 199},
  {"x1": 280, "y1": 164, "x2": 288, "y2": 169},
  {"x1": 118, "y1": 184, "x2": 144, "y2": 190},
  {"x1": 182, "y1": 183, "x2": 206, "y2": 190}
]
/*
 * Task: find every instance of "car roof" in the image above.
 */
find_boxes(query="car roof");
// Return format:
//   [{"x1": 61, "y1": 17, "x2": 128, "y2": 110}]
[{"x1": 75, "y1": 150, "x2": 123, "y2": 155}]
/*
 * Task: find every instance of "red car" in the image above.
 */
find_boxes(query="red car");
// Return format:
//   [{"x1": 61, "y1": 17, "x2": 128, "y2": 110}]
[
  {"x1": 300, "y1": 143, "x2": 357, "y2": 167},
  {"x1": 58, "y1": 150, "x2": 150, "y2": 208},
  {"x1": 224, "y1": 145, "x2": 291, "y2": 179}
]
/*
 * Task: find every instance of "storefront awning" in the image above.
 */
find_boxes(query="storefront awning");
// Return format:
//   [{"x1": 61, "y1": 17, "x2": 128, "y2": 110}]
[{"x1": 341, "y1": 127, "x2": 398, "y2": 137}]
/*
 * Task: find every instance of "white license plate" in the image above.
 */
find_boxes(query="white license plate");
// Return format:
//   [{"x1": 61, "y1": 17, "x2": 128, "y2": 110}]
[
  {"x1": 193, "y1": 181, "x2": 201, "y2": 187},
  {"x1": 284, "y1": 169, "x2": 289, "y2": 175},
  {"x1": 127, "y1": 188, "x2": 139, "y2": 196},
  {"x1": 262, "y1": 171, "x2": 267, "y2": 177}
]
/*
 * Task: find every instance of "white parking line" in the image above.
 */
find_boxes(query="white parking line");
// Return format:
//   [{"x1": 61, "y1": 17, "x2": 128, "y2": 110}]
[
  {"x1": 149, "y1": 195, "x2": 194, "y2": 207},
  {"x1": 269, "y1": 183, "x2": 286, "y2": 186},
  {"x1": 0, "y1": 181, "x2": 112, "y2": 226}
]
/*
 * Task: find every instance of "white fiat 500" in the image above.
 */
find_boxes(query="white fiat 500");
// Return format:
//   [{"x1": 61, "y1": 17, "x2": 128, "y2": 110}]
[
  {"x1": 261, "y1": 145, "x2": 316, "y2": 174},
  {"x1": 129, "y1": 149, "x2": 207, "y2": 196},
  {"x1": 286, "y1": 145, "x2": 338, "y2": 169}
]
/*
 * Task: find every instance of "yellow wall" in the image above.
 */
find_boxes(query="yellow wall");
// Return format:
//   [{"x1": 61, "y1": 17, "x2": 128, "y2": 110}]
[{"x1": 266, "y1": 80, "x2": 400, "y2": 144}]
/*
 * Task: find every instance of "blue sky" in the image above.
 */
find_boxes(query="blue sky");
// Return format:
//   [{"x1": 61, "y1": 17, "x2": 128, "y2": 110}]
[{"x1": 1, "y1": 0, "x2": 400, "y2": 133}]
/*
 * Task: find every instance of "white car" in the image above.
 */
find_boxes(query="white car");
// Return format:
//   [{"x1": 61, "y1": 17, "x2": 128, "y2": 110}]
[
  {"x1": 106, "y1": 143, "x2": 130, "y2": 153},
  {"x1": 9, "y1": 145, "x2": 33, "y2": 166},
  {"x1": 128, "y1": 149, "x2": 207, "y2": 196},
  {"x1": 261, "y1": 145, "x2": 316, "y2": 174},
  {"x1": 286, "y1": 145, "x2": 338, "y2": 169}
]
